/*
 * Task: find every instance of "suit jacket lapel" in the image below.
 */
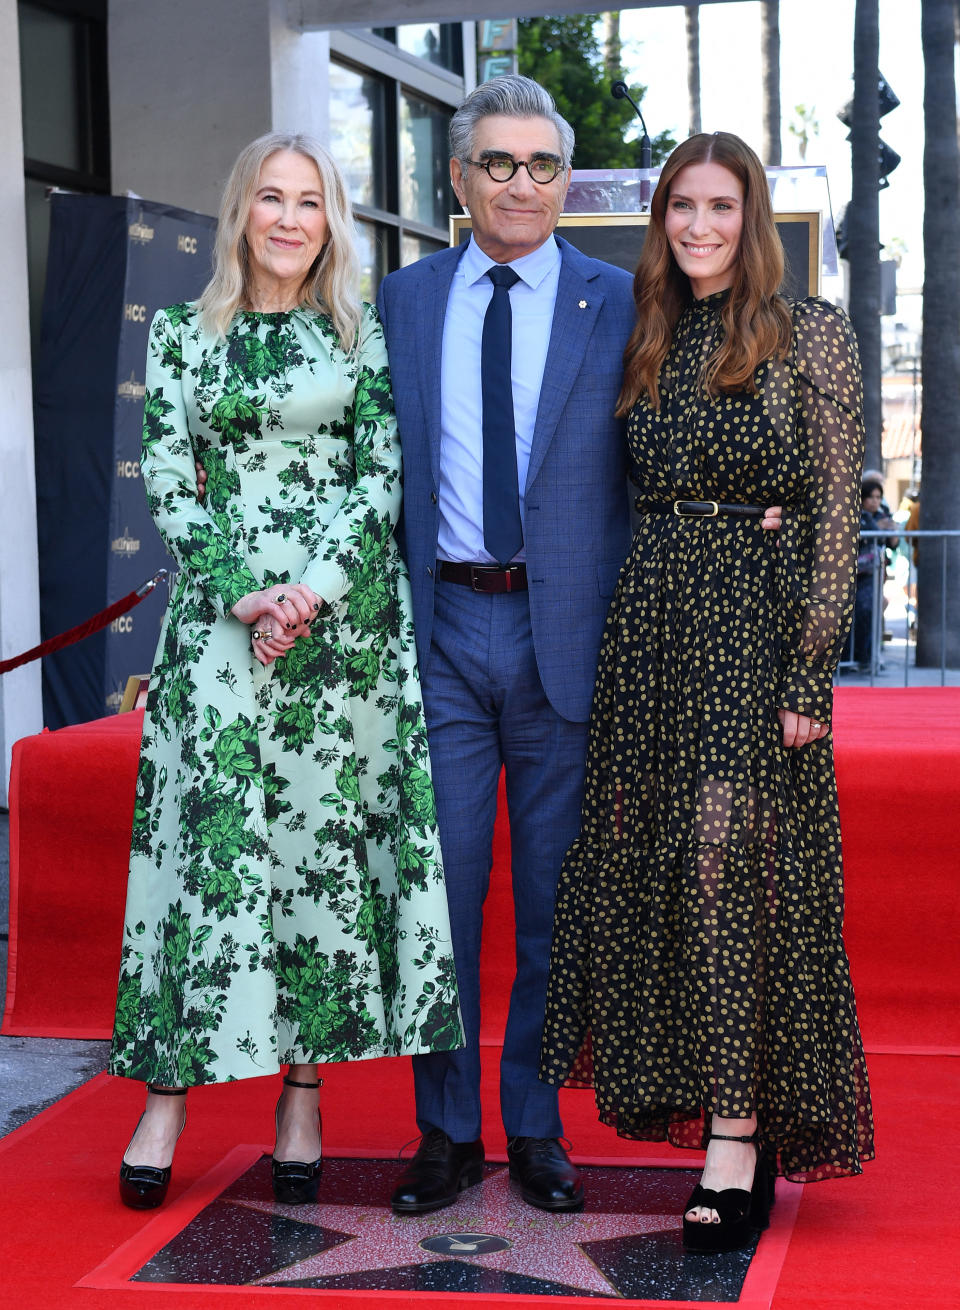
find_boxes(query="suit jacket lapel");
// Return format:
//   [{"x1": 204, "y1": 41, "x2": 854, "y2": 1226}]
[
  {"x1": 418, "y1": 249, "x2": 460, "y2": 488},
  {"x1": 525, "y1": 240, "x2": 605, "y2": 491}
]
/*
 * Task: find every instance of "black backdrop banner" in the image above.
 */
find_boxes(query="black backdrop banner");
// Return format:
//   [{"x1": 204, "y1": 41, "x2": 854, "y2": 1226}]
[{"x1": 35, "y1": 195, "x2": 215, "y2": 729}]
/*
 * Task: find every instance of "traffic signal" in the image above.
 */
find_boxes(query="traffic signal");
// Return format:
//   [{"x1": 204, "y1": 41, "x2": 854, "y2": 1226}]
[{"x1": 837, "y1": 71, "x2": 900, "y2": 187}]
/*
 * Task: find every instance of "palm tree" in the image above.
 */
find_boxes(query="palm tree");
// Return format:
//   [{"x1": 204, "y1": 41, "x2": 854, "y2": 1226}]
[
  {"x1": 760, "y1": 0, "x2": 781, "y2": 164},
  {"x1": 847, "y1": 0, "x2": 883, "y2": 470},
  {"x1": 685, "y1": 6, "x2": 701, "y2": 137},
  {"x1": 603, "y1": 11, "x2": 622, "y2": 81},
  {"x1": 917, "y1": 0, "x2": 960, "y2": 665},
  {"x1": 787, "y1": 103, "x2": 820, "y2": 162}
]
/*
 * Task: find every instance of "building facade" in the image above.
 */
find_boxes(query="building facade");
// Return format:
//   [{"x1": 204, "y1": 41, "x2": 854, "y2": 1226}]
[{"x1": 0, "y1": 0, "x2": 478, "y2": 801}]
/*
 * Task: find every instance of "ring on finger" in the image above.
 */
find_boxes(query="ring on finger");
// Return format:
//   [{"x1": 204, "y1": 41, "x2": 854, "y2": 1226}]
[{"x1": 275, "y1": 593, "x2": 286, "y2": 603}]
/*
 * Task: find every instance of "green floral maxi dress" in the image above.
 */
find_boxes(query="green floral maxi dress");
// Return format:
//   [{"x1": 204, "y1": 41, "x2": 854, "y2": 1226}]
[
  {"x1": 540, "y1": 296, "x2": 875, "y2": 1182},
  {"x1": 109, "y1": 302, "x2": 463, "y2": 1086}
]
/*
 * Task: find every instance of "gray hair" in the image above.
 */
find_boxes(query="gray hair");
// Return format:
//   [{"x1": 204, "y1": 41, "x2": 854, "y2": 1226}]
[{"x1": 449, "y1": 74, "x2": 575, "y2": 169}]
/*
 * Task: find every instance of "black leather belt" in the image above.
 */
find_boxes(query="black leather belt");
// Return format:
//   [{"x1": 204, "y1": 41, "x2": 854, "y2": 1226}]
[
  {"x1": 636, "y1": 499, "x2": 767, "y2": 519},
  {"x1": 436, "y1": 561, "x2": 528, "y2": 593}
]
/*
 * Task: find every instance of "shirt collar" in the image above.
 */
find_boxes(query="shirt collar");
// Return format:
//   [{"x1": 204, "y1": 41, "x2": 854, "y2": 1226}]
[{"x1": 460, "y1": 233, "x2": 561, "y2": 290}]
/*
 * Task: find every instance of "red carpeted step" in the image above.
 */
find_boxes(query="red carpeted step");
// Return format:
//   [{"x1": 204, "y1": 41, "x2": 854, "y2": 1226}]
[{"x1": 4, "y1": 690, "x2": 959, "y2": 1056}]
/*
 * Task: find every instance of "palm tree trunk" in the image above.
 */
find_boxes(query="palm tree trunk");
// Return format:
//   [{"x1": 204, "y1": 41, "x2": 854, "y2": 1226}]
[
  {"x1": 685, "y1": 6, "x2": 701, "y2": 137},
  {"x1": 603, "y1": 11, "x2": 622, "y2": 80},
  {"x1": 760, "y1": 0, "x2": 781, "y2": 164},
  {"x1": 917, "y1": 0, "x2": 960, "y2": 666},
  {"x1": 847, "y1": 0, "x2": 883, "y2": 470}
]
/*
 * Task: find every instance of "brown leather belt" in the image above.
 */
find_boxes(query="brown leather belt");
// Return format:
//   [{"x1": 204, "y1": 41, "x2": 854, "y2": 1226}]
[
  {"x1": 636, "y1": 499, "x2": 767, "y2": 519},
  {"x1": 436, "y1": 561, "x2": 528, "y2": 593}
]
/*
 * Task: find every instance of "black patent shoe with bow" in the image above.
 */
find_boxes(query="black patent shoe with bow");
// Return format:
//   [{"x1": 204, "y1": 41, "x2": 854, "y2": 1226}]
[
  {"x1": 118, "y1": 1084, "x2": 187, "y2": 1210},
  {"x1": 682, "y1": 1132, "x2": 775, "y2": 1254},
  {"x1": 272, "y1": 1075, "x2": 323, "y2": 1205}
]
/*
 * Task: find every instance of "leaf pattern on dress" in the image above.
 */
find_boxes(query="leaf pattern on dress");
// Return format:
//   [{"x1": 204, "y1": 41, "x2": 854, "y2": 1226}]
[{"x1": 109, "y1": 302, "x2": 463, "y2": 1085}]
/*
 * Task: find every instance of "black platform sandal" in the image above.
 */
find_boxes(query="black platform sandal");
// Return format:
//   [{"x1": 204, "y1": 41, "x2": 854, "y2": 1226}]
[
  {"x1": 119, "y1": 1084, "x2": 187, "y2": 1210},
  {"x1": 272, "y1": 1075, "x2": 323, "y2": 1205},
  {"x1": 681, "y1": 1131, "x2": 774, "y2": 1254}
]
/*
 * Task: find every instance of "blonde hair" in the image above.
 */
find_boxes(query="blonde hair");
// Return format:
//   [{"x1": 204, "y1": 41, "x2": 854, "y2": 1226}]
[
  {"x1": 197, "y1": 132, "x2": 362, "y2": 352},
  {"x1": 617, "y1": 131, "x2": 793, "y2": 414}
]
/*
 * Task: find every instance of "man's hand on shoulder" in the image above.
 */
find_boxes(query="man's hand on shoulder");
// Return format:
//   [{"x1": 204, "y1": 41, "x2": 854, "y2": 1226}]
[{"x1": 195, "y1": 457, "x2": 207, "y2": 501}]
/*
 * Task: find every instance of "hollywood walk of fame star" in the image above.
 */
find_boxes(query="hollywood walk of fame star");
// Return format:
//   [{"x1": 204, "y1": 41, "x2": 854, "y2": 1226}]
[{"x1": 233, "y1": 1167, "x2": 678, "y2": 1296}]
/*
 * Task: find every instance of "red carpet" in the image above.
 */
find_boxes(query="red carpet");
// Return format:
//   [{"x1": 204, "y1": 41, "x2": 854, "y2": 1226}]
[
  {"x1": 4, "y1": 690, "x2": 960, "y2": 1054},
  {"x1": 832, "y1": 689, "x2": 960, "y2": 1053},
  {"x1": 0, "y1": 1051, "x2": 955, "y2": 1308},
  {"x1": 2, "y1": 690, "x2": 959, "y2": 1305}
]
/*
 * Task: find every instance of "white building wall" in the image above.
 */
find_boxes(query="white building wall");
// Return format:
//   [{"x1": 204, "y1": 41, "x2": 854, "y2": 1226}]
[
  {"x1": 269, "y1": 0, "x2": 331, "y2": 142},
  {"x1": 0, "y1": 0, "x2": 42, "y2": 806},
  {"x1": 109, "y1": 0, "x2": 334, "y2": 217}
]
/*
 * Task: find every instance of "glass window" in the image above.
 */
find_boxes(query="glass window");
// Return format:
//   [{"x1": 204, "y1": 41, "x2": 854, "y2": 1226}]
[
  {"x1": 372, "y1": 23, "x2": 463, "y2": 75},
  {"x1": 400, "y1": 92, "x2": 454, "y2": 231},
  {"x1": 356, "y1": 220, "x2": 390, "y2": 301},
  {"x1": 19, "y1": 1, "x2": 109, "y2": 355},
  {"x1": 329, "y1": 62, "x2": 388, "y2": 212},
  {"x1": 401, "y1": 233, "x2": 445, "y2": 268},
  {"x1": 19, "y1": 4, "x2": 84, "y2": 171},
  {"x1": 24, "y1": 178, "x2": 51, "y2": 356}
]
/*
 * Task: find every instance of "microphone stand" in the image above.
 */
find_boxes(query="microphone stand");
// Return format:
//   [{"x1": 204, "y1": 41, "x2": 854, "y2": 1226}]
[{"x1": 611, "y1": 80, "x2": 652, "y2": 209}]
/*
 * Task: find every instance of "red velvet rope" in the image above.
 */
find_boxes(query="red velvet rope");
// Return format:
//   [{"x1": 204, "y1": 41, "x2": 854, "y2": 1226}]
[{"x1": 0, "y1": 570, "x2": 168, "y2": 676}]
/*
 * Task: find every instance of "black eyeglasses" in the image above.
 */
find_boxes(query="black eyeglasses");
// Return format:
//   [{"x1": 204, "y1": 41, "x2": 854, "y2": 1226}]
[{"x1": 466, "y1": 153, "x2": 564, "y2": 185}]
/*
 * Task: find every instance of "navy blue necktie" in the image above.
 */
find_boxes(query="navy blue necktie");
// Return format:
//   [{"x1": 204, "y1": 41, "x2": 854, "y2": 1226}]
[{"x1": 481, "y1": 264, "x2": 523, "y2": 566}]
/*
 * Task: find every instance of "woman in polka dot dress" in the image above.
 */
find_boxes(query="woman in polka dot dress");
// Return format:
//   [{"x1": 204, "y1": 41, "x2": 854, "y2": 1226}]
[{"x1": 540, "y1": 132, "x2": 874, "y2": 1253}]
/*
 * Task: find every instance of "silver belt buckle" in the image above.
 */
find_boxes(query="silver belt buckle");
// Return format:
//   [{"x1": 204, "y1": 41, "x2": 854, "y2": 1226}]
[{"x1": 469, "y1": 566, "x2": 496, "y2": 592}]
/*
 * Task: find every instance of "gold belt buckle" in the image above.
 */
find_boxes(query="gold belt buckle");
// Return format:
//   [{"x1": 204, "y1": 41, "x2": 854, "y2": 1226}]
[{"x1": 673, "y1": 499, "x2": 719, "y2": 517}]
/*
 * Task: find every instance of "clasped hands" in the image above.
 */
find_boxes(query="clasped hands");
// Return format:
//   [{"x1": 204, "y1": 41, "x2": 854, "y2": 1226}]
[
  {"x1": 194, "y1": 457, "x2": 320, "y2": 666},
  {"x1": 230, "y1": 585, "x2": 321, "y2": 666}
]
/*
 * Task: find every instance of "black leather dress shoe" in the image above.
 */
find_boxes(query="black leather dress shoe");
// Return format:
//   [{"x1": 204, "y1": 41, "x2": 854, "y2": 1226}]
[
  {"x1": 507, "y1": 1136, "x2": 584, "y2": 1212},
  {"x1": 391, "y1": 1128, "x2": 484, "y2": 1214}
]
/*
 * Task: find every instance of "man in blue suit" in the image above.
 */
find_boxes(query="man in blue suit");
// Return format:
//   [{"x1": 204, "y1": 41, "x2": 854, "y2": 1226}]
[{"x1": 377, "y1": 75, "x2": 635, "y2": 1216}]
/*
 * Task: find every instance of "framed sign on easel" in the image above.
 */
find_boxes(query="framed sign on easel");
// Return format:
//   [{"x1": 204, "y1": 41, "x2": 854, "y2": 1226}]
[{"x1": 450, "y1": 211, "x2": 822, "y2": 299}]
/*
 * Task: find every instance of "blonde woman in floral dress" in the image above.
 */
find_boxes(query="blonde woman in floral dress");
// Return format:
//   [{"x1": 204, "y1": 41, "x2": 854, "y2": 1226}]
[{"x1": 110, "y1": 133, "x2": 462, "y2": 1209}]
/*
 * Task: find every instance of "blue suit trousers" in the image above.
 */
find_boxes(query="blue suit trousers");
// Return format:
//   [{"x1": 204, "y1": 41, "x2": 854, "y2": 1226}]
[{"x1": 412, "y1": 580, "x2": 590, "y2": 1142}]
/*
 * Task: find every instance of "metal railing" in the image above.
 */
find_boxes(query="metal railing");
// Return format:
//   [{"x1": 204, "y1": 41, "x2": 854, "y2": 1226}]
[{"x1": 839, "y1": 529, "x2": 960, "y2": 686}]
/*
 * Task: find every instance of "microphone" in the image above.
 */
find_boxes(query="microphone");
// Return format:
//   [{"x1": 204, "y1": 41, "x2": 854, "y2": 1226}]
[{"x1": 611, "y1": 80, "x2": 652, "y2": 169}]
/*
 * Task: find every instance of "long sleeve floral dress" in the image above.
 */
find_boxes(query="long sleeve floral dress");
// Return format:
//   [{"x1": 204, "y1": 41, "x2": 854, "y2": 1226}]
[
  {"x1": 540, "y1": 294, "x2": 874, "y2": 1182},
  {"x1": 109, "y1": 302, "x2": 463, "y2": 1087}
]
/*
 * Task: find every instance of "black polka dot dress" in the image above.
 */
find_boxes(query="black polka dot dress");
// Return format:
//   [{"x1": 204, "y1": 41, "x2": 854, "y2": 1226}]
[{"x1": 540, "y1": 294, "x2": 875, "y2": 1182}]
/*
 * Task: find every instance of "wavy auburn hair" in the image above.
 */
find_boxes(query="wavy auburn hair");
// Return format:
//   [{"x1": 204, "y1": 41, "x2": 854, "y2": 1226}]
[
  {"x1": 617, "y1": 131, "x2": 793, "y2": 414},
  {"x1": 197, "y1": 132, "x2": 362, "y2": 352}
]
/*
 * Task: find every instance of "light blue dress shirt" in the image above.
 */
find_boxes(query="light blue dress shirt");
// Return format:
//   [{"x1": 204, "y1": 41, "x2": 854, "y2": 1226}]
[{"x1": 437, "y1": 234, "x2": 562, "y2": 564}]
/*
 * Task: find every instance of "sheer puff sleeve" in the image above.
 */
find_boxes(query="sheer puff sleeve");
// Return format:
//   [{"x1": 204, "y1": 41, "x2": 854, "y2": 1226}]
[{"x1": 777, "y1": 298, "x2": 865, "y2": 724}]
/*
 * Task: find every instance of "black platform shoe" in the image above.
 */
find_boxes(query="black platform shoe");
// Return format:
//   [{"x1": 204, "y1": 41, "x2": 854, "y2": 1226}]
[
  {"x1": 272, "y1": 1075, "x2": 323, "y2": 1205},
  {"x1": 682, "y1": 1132, "x2": 774, "y2": 1254},
  {"x1": 118, "y1": 1084, "x2": 187, "y2": 1210}
]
